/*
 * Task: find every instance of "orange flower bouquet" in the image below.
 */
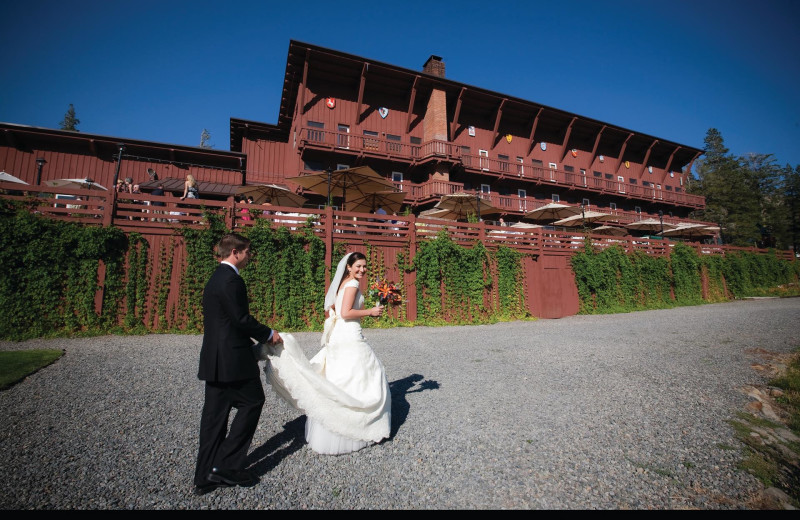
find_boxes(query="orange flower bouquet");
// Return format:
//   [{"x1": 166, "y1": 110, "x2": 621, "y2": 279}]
[{"x1": 369, "y1": 278, "x2": 402, "y2": 305}]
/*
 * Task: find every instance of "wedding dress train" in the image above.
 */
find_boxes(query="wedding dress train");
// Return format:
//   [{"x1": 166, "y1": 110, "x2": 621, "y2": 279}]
[{"x1": 262, "y1": 279, "x2": 391, "y2": 455}]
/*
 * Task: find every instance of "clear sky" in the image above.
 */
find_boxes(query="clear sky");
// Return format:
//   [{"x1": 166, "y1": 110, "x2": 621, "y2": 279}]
[{"x1": 1, "y1": 0, "x2": 798, "y2": 173}]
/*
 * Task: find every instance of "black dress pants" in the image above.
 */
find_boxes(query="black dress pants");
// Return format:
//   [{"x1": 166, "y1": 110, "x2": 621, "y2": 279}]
[{"x1": 194, "y1": 377, "x2": 265, "y2": 486}]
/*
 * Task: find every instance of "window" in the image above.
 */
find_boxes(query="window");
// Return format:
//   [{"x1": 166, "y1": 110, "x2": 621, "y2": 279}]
[
  {"x1": 517, "y1": 157, "x2": 525, "y2": 176},
  {"x1": 336, "y1": 163, "x2": 349, "y2": 170},
  {"x1": 337, "y1": 124, "x2": 350, "y2": 148},
  {"x1": 593, "y1": 171, "x2": 602, "y2": 177},
  {"x1": 363, "y1": 130, "x2": 379, "y2": 150},
  {"x1": 481, "y1": 184, "x2": 491, "y2": 194},
  {"x1": 479, "y1": 150, "x2": 489, "y2": 171},
  {"x1": 605, "y1": 173, "x2": 613, "y2": 180},
  {"x1": 635, "y1": 206, "x2": 642, "y2": 214},
  {"x1": 532, "y1": 159, "x2": 544, "y2": 167},
  {"x1": 306, "y1": 121, "x2": 325, "y2": 143},
  {"x1": 666, "y1": 185, "x2": 673, "y2": 191},
  {"x1": 303, "y1": 159, "x2": 325, "y2": 172},
  {"x1": 548, "y1": 163, "x2": 557, "y2": 182},
  {"x1": 629, "y1": 178, "x2": 637, "y2": 185},
  {"x1": 386, "y1": 133, "x2": 402, "y2": 153},
  {"x1": 609, "y1": 202, "x2": 617, "y2": 210},
  {"x1": 551, "y1": 194, "x2": 560, "y2": 202},
  {"x1": 642, "y1": 181, "x2": 651, "y2": 187},
  {"x1": 410, "y1": 136, "x2": 421, "y2": 144},
  {"x1": 582, "y1": 198, "x2": 590, "y2": 207},
  {"x1": 498, "y1": 154, "x2": 510, "y2": 173},
  {"x1": 675, "y1": 187, "x2": 682, "y2": 193},
  {"x1": 392, "y1": 171, "x2": 403, "y2": 183},
  {"x1": 564, "y1": 165, "x2": 574, "y2": 173}
]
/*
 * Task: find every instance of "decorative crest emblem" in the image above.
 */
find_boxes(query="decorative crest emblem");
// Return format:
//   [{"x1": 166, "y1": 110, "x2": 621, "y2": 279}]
[
  {"x1": 648, "y1": 166, "x2": 653, "y2": 173},
  {"x1": 506, "y1": 134, "x2": 513, "y2": 143},
  {"x1": 378, "y1": 107, "x2": 389, "y2": 118},
  {"x1": 540, "y1": 142, "x2": 547, "y2": 151},
  {"x1": 599, "y1": 155, "x2": 604, "y2": 163},
  {"x1": 571, "y1": 149, "x2": 578, "y2": 157},
  {"x1": 624, "y1": 161, "x2": 630, "y2": 169},
  {"x1": 325, "y1": 97, "x2": 335, "y2": 109}
]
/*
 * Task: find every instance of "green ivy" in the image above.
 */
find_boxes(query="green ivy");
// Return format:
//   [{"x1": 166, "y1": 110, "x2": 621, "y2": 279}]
[
  {"x1": 0, "y1": 206, "x2": 126, "y2": 340},
  {"x1": 571, "y1": 241, "x2": 800, "y2": 314}
]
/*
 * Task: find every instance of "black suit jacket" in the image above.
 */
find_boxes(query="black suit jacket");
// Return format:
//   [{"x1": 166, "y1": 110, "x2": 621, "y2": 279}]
[{"x1": 198, "y1": 263, "x2": 273, "y2": 383}]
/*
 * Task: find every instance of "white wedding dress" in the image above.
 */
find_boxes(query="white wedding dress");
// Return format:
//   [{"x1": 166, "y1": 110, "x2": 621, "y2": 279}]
[{"x1": 263, "y1": 279, "x2": 391, "y2": 455}]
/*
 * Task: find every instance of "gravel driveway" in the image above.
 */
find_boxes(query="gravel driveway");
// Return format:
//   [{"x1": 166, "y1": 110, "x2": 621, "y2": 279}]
[{"x1": 1, "y1": 298, "x2": 798, "y2": 509}]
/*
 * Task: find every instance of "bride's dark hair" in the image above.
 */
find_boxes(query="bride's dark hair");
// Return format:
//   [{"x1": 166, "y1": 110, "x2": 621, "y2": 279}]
[{"x1": 346, "y1": 251, "x2": 367, "y2": 268}]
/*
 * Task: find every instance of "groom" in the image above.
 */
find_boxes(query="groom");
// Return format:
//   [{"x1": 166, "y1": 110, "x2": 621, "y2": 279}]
[{"x1": 194, "y1": 233, "x2": 282, "y2": 496}]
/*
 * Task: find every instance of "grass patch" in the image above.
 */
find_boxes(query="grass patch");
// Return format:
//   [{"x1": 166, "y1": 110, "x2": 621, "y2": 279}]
[
  {"x1": 738, "y1": 448, "x2": 779, "y2": 487},
  {"x1": 0, "y1": 349, "x2": 63, "y2": 390},
  {"x1": 769, "y1": 353, "x2": 800, "y2": 436}
]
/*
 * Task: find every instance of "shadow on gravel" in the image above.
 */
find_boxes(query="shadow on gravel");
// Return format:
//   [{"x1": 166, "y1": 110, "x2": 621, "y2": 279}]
[
  {"x1": 246, "y1": 416, "x2": 306, "y2": 476},
  {"x1": 388, "y1": 374, "x2": 440, "y2": 439}
]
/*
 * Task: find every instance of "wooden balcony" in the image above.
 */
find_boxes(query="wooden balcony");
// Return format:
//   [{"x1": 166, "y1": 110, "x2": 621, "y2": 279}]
[
  {"x1": 1, "y1": 181, "x2": 789, "y2": 262},
  {"x1": 297, "y1": 126, "x2": 705, "y2": 210}
]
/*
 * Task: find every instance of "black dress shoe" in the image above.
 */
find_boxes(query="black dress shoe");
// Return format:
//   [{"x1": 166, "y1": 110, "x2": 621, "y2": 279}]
[
  {"x1": 208, "y1": 467, "x2": 258, "y2": 486},
  {"x1": 194, "y1": 481, "x2": 231, "y2": 496}
]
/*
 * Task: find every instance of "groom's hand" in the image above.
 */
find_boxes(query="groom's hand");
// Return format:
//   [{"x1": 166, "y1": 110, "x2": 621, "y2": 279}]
[{"x1": 270, "y1": 332, "x2": 283, "y2": 344}]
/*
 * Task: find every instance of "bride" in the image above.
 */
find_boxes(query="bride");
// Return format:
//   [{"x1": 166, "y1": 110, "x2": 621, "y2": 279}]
[{"x1": 260, "y1": 252, "x2": 392, "y2": 455}]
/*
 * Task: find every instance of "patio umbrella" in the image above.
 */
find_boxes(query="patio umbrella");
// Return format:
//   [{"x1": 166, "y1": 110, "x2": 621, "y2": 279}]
[
  {"x1": 45, "y1": 178, "x2": 108, "y2": 190},
  {"x1": 235, "y1": 183, "x2": 307, "y2": 207},
  {"x1": 591, "y1": 225, "x2": 628, "y2": 236},
  {"x1": 433, "y1": 192, "x2": 500, "y2": 221},
  {"x1": 661, "y1": 223, "x2": 715, "y2": 238},
  {"x1": 0, "y1": 171, "x2": 28, "y2": 185},
  {"x1": 523, "y1": 202, "x2": 582, "y2": 222},
  {"x1": 345, "y1": 190, "x2": 406, "y2": 214},
  {"x1": 510, "y1": 222, "x2": 542, "y2": 229},
  {"x1": 553, "y1": 210, "x2": 612, "y2": 227},
  {"x1": 285, "y1": 166, "x2": 395, "y2": 208},
  {"x1": 625, "y1": 218, "x2": 676, "y2": 233}
]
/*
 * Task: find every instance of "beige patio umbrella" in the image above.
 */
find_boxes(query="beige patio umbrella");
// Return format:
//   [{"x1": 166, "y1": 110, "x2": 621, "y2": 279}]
[
  {"x1": 591, "y1": 225, "x2": 628, "y2": 236},
  {"x1": 285, "y1": 166, "x2": 395, "y2": 208},
  {"x1": 553, "y1": 210, "x2": 612, "y2": 227},
  {"x1": 433, "y1": 192, "x2": 501, "y2": 221},
  {"x1": 0, "y1": 171, "x2": 28, "y2": 185},
  {"x1": 510, "y1": 222, "x2": 542, "y2": 229},
  {"x1": 661, "y1": 223, "x2": 715, "y2": 239},
  {"x1": 625, "y1": 218, "x2": 676, "y2": 233},
  {"x1": 345, "y1": 190, "x2": 406, "y2": 214},
  {"x1": 524, "y1": 202, "x2": 582, "y2": 222},
  {"x1": 236, "y1": 183, "x2": 307, "y2": 207},
  {"x1": 45, "y1": 178, "x2": 108, "y2": 190}
]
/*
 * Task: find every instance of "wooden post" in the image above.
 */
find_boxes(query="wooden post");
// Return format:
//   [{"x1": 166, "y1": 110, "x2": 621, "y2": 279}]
[
  {"x1": 325, "y1": 205, "x2": 334, "y2": 278},
  {"x1": 406, "y1": 214, "x2": 417, "y2": 322}
]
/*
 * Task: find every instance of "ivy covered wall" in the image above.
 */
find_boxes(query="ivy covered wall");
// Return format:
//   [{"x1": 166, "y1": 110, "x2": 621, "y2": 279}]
[
  {"x1": 571, "y1": 243, "x2": 800, "y2": 314},
  {"x1": 1, "y1": 207, "x2": 797, "y2": 340}
]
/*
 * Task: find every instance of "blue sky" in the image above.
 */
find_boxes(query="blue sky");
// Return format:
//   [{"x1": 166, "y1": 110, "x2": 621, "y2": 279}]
[{"x1": 1, "y1": 0, "x2": 798, "y2": 172}]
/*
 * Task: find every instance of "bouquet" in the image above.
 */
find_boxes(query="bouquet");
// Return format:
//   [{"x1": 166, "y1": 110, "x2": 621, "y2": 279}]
[{"x1": 369, "y1": 278, "x2": 402, "y2": 305}]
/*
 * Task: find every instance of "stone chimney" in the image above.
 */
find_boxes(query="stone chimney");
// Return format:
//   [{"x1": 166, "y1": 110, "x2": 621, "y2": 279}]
[
  {"x1": 423, "y1": 55, "x2": 445, "y2": 78},
  {"x1": 422, "y1": 55, "x2": 448, "y2": 181}
]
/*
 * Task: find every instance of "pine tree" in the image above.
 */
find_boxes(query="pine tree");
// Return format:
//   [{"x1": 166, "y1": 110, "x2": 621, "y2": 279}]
[
  {"x1": 200, "y1": 129, "x2": 213, "y2": 148},
  {"x1": 59, "y1": 104, "x2": 80, "y2": 131}
]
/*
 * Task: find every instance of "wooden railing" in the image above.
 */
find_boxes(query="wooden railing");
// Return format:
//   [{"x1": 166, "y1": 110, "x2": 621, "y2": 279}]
[{"x1": 1, "y1": 180, "x2": 792, "y2": 262}]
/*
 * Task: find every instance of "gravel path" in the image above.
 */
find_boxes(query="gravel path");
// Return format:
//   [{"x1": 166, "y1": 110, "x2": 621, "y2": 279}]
[{"x1": 1, "y1": 298, "x2": 798, "y2": 510}]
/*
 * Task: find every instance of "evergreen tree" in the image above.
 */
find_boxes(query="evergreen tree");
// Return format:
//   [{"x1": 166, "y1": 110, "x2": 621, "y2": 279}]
[
  {"x1": 200, "y1": 128, "x2": 213, "y2": 148},
  {"x1": 59, "y1": 104, "x2": 80, "y2": 131}
]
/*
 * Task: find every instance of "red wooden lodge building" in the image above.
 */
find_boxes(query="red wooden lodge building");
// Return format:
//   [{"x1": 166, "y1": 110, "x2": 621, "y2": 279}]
[{"x1": 2, "y1": 40, "x2": 773, "y2": 323}]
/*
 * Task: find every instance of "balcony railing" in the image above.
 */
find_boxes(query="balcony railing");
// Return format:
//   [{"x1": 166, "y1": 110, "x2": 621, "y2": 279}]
[
  {"x1": 299, "y1": 127, "x2": 704, "y2": 209},
  {"x1": 0, "y1": 182, "x2": 790, "y2": 262}
]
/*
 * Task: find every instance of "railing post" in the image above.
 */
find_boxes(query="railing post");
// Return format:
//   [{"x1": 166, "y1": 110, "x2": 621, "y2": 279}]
[
  {"x1": 325, "y1": 205, "x2": 334, "y2": 279},
  {"x1": 406, "y1": 213, "x2": 417, "y2": 322},
  {"x1": 225, "y1": 196, "x2": 235, "y2": 229}
]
